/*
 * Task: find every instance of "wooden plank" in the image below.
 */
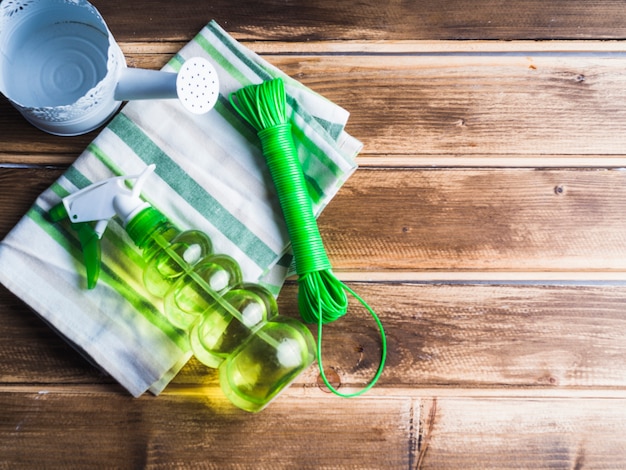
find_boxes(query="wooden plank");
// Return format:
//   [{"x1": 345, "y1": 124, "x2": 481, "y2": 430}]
[
  {"x1": 87, "y1": 0, "x2": 626, "y2": 41},
  {"x1": 4, "y1": 167, "x2": 626, "y2": 273},
  {"x1": 417, "y1": 397, "x2": 626, "y2": 469},
  {"x1": 5, "y1": 49, "x2": 626, "y2": 160},
  {"x1": 0, "y1": 390, "x2": 414, "y2": 468},
  {"x1": 267, "y1": 54, "x2": 626, "y2": 156},
  {"x1": 2, "y1": 389, "x2": 626, "y2": 469},
  {"x1": 318, "y1": 168, "x2": 626, "y2": 272},
  {"x1": 6, "y1": 281, "x2": 626, "y2": 391},
  {"x1": 274, "y1": 283, "x2": 626, "y2": 390},
  {"x1": 0, "y1": 168, "x2": 64, "y2": 238}
]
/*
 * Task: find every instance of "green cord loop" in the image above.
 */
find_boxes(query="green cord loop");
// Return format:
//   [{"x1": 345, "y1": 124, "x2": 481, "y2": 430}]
[
  {"x1": 229, "y1": 78, "x2": 386, "y2": 397},
  {"x1": 316, "y1": 281, "x2": 387, "y2": 398}
]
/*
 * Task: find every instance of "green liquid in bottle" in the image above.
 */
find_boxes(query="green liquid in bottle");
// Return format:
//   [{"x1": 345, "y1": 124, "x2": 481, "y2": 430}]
[
  {"x1": 220, "y1": 318, "x2": 316, "y2": 412},
  {"x1": 127, "y1": 207, "x2": 315, "y2": 411}
]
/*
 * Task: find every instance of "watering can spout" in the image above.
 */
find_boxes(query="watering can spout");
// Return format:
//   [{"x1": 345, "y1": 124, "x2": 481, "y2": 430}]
[
  {"x1": 115, "y1": 68, "x2": 178, "y2": 101},
  {"x1": 114, "y1": 58, "x2": 219, "y2": 115}
]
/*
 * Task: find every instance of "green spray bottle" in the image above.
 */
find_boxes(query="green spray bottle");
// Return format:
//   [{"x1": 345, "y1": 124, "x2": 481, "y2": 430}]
[{"x1": 50, "y1": 165, "x2": 315, "y2": 412}]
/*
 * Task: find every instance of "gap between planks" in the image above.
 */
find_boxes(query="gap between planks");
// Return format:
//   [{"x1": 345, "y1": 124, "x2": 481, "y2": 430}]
[
  {"x1": 356, "y1": 155, "x2": 626, "y2": 168},
  {"x1": 322, "y1": 271, "x2": 626, "y2": 283},
  {"x1": 6, "y1": 154, "x2": 626, "y2": 168},
  {"x1": 3, "y1": 383, "x2": 626, "y2": 400},
  {"x1": 120, "y1": 40, "x2": 626, "y2": 55}
]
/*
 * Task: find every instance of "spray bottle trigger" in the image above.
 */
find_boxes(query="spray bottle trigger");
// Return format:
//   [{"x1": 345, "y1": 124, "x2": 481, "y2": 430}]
[
  {"x1": 49, "y1": 165, "x2": 156, "y2": 289},
  {"x1": 49, "y1": 202, "x2": 107, "y2": 289},
  {"x1": 75, "y1": 222, "x2": 102, "y2": 289}
]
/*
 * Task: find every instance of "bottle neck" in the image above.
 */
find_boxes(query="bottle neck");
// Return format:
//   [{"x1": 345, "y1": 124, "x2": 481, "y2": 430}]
[{"x1": 125, "y1": 206, "x2": 172, "y2": 249}]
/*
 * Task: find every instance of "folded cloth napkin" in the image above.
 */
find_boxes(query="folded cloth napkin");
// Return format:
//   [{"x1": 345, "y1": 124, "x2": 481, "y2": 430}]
[{"x1": 0, "y1": 21, "x2": 360, "y2": 397}]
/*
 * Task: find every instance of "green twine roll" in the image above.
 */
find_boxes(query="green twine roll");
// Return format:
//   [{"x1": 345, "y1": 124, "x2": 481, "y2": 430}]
[{"x1": 230, "y1": 78, "x2": 386, "y2": 397}]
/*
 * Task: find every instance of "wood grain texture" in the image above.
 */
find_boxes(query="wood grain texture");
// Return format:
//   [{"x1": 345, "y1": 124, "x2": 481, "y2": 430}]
[
  {"x1": 318, "y1": 168, "x2": 626, "y2": 272},
  {"x1": 0, "y1": 390, "x2": 415, "y2": 469},
  {"x1": 5, "y1": 167, "x2": 626, "y2": 273},
  {"x1": 270, "y1": 54, "x2": 626, "y2": 156},
  {"x1": 87, "y1": 0, "x2": 626, "y2": 41},
  {"x1": 417, "y1": 397, "x2": 626, "y2": 469},
  {"x1": 3, "y1": 390, "x2": 626, "y2": 469},
  {"x1": 3, "y1": 0, "x2": 626, "y2": 467},
  {"x1": 6, "y1": 282, "x2": 626, "y2": 392},
  {"x1": 0, "y1": 168, "x2": 63, "y2": 238},
  {"x1": 4, "y1": 48, "x2": 626, "y2": 161}
]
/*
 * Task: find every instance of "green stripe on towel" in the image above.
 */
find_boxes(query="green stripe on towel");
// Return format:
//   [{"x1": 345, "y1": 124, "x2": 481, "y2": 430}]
[
  {"x1": 108, "y1": 113, "x2": 280, "y2": 270},
  {"x1": 205, "y1": 22, "x2": 273, "y2": 83}
]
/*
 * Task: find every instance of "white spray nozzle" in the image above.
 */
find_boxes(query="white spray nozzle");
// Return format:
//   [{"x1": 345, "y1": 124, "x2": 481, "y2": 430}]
[
  {"x1": 52, "y1": 164, "x2": 156, "y2": 289},
  {"x1": 62, "y1": 164, "x2": 156, "y2": 226}
]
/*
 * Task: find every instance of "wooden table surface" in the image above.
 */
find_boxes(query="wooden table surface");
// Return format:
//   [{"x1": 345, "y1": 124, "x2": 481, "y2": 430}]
[{"x1": 4, "y1": 1, "x2": 626, "y2": 468}]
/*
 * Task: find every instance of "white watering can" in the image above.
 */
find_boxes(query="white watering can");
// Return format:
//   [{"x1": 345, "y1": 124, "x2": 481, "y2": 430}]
[{"x1": 0, "y1": 0, "x2": 219, "y2": 135}]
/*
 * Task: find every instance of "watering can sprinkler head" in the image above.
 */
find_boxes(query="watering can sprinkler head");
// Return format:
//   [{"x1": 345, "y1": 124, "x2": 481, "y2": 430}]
[{"x1": 114, "y1": 57, "x2": 219, "y2": 115}]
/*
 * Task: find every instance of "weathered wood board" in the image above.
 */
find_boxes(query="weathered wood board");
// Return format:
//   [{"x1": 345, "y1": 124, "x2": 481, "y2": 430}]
[{"x1": 3, "y1": 0, "x2": 626, "y2": 467}]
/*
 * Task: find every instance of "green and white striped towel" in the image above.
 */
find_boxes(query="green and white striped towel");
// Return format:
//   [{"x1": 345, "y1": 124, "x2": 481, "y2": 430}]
[{"x1": 0, "y1": 21, "x2": 360, "y2": 397}]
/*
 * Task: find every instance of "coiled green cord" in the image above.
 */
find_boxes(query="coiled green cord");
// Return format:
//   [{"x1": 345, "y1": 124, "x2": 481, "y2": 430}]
[{"x1": 230, "y1": 78, "x2": 386, "y2": 397}]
